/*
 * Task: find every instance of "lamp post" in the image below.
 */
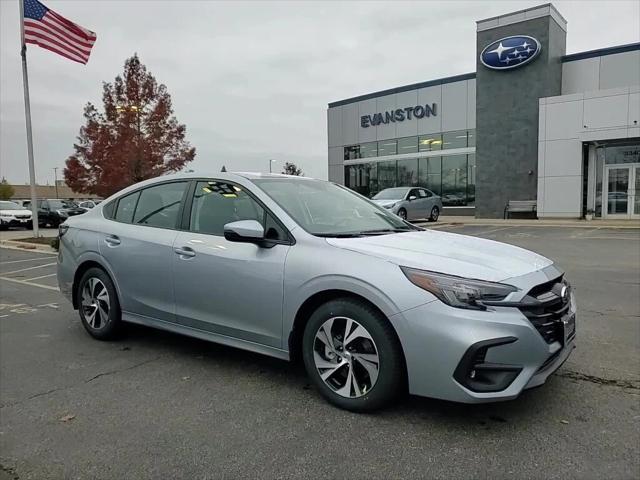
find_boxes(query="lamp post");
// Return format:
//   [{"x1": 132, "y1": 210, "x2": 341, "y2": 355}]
[
  {"x1": 53, "y1": 167, "x2": 59, "y2": 199},
  {"x1": 269, "y1": 158, "x2": 277, "y2": 173}
]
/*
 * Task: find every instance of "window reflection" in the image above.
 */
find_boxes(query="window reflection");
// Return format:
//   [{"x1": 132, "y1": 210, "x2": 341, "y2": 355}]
[
  {"x1": 442, "y1": 131, "x2": 468, "y2": 150},
  {"x1": 418, "y1": 157, "x2": 442, "y2": 195},
  {"x1": 397, "y1": 159, "x2": 418, "y2": 187},
  {"x1": 419, "y1": 134, "x2": 443, "y2": 151},
  {"x1": 441, "y1": 155, "x2": 468, "y2": 205},
  {"x1": 377, "y1": 161, "x2": 397, "y2": 190},
  {"x1": 397, "y1": 137, "x2": 419, "y2": 154},
  {"x1": 378, "y1": 140, "x2": 397, "y2": 157}
]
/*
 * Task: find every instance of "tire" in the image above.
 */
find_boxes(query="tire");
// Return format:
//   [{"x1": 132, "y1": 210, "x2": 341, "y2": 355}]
[
  {"x1": 428, "y1": 206, "x2": 440, "y2": 222},
  {"x1": 76, "y1": 267, "x2": 123, "y2": 340},
  {"x1": 302, "y1": 298, "x2": 405, "y2": 412},
  {"x1": 397, "y1": 208, "x2": 407, "y2": 221}
]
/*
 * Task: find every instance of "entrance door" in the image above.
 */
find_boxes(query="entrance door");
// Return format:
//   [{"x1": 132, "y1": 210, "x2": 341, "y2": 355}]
[{"x1": 604, "y1": 164, "x2": 640, "y2": 219}]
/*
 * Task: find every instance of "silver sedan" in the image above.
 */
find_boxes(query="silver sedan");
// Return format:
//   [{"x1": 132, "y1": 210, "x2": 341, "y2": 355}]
[
  {"x1": 371, "y1": 187, "x2": 443, "y2": 221},
  {"x1": 57, "y1": 172, "x2": 575, "y2": 412}
]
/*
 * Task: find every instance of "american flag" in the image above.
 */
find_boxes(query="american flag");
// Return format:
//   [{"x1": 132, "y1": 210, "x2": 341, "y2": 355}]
[{"x1": 23, "y1": 0, "x2": 96, "y2": 64}]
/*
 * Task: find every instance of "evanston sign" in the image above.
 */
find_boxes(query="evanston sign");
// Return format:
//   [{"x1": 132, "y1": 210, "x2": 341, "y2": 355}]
[{"x1": 361, "y1": 103, "x2": 437, "y2": 128}]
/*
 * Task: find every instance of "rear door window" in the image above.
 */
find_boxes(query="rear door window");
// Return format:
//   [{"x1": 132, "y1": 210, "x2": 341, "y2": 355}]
[
  {"x1": 132, "y1": 182, "x2": 187, "y2": 229},
  {"x1": 114, "y1": 191, "x2": 140, "y2": 223}
]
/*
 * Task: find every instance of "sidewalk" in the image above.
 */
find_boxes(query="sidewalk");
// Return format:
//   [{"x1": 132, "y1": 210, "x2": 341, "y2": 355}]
[
  {"x1": 0, "y1": 228, "x2": 58, "y2": 253},
  {"x1": 422, "y1": 216, "x2": 640, "y2": 229}
]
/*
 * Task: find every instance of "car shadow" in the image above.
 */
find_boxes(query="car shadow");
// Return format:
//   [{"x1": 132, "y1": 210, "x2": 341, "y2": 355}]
[{"x1": 120, "y1": 322, "x2": 572, "y2": 429}]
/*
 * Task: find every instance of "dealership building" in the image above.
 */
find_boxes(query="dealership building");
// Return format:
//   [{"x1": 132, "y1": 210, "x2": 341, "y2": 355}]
[{"x1": 327, "y1": 3, "x2": 640, "y2": 219}]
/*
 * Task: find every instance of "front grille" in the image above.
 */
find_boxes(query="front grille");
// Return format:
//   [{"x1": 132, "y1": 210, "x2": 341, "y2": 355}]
[
  {"x1": 519, "y1": 276, "x2": 571, "y2": 344},
  {"x1": 15, "y1": 214, "x2": 30, "y2": 219}
]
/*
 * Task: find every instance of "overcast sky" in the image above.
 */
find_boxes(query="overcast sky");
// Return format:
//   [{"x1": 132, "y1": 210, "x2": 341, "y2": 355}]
[{"x1": 1, "y1": 0, "x2": 638, "y2": 185}]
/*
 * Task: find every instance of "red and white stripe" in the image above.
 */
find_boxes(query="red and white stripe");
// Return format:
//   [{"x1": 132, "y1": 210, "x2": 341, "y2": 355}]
[{"x1": 24, "y1": 9, "x2": 96, "y2": 64}]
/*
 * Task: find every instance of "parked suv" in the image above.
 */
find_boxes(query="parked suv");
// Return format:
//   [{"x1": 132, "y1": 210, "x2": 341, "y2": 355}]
[
  {"x1": 0, "y1": 201, "x2": 32, "y2": 229},
  {"x1": 57, "y1": 173, "x2": 576, "y2": 412},
  {"x1": 25, "y1": 199, "x2": 86, "y2": 227}
]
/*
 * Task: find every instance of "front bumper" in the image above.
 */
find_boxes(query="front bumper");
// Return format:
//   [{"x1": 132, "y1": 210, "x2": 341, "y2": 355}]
[
  {"x1": 1, "y1": 216, "x2": 32, "y2": 227},
  {"x1": 393, "y1": 297, "x2": 576, "y2": 403}
]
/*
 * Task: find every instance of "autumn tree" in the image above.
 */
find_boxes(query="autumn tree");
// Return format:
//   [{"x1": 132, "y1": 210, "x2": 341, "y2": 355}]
[
  {"x1": 281, "y1": 162, "x2": 303, "y2": 176},
  {"x1": 64, "y1": 54, "x2": 195, "y2": 197},
  {"x1": 0, "y1": 177, "x2": 14, "y2": 200}
]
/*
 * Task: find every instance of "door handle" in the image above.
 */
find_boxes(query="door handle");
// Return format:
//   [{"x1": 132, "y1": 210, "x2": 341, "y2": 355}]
[
  {"x1": 174, "y1": 246, "x2": 196, "y2": 258},
  {"x1": 104, "y1": 235, "x2": 121, "y2": 246}
]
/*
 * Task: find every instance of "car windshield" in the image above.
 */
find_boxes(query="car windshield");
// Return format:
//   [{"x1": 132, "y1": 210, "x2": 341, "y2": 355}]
[
  {"x1": 0, "y1": 201, "x2": 24, "y2": 210},
  {"x1": 252, "y1": 178, "x2": 414, "y2": 236},
  {"x1": 372, "y1": 188, "x2": 408, "y2": 200}
]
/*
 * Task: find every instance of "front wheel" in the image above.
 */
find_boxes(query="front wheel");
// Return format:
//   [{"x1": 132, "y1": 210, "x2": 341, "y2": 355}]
[
  {"x1": 397, "y1": 208, "x2": 407, "y2": 221},
  {"x1": 302, "y1": 298, "x2": 405, "y2": 412},
  {"x1": 428, "y1": 206, "x2": 440, "y2": 222},
  {"x1": 77, "y1": 267, "x2": 123, "y2": 340}
]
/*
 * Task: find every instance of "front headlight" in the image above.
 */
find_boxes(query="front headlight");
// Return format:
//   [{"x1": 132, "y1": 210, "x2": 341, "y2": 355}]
[
  {"x1": 57, "y1": 210, "x2": 68, "y2": 216},
  {"x1": 0, "y1": 213, "x2": 11, "y2": 217},
  {"x1": 400, "y1": 267, "x2": 519, "y2": 310},
  {"x1": 384, "y1": 202, "x2": 397, "y2": 209}
]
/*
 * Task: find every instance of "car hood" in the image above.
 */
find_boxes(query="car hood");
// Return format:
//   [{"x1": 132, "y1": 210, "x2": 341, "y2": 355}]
[
  {"x1": 0, "y1": 209, "x2": 31, "y2": 216},
  {"x1": 372, "y1": 199, "x2": 401, "y2": 207},
  {"x1": 326, "y1": 230, "x2": 552, "y2": 282}
]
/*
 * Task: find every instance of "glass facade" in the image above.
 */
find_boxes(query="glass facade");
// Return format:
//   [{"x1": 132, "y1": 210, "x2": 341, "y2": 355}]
[
  {"x1": 345, "y1": 153, "x2": 476, "y2": 205},
  {"x1": 344, "y1": 129, "x2": 475, "y2": 160},
  {"x1": 343, "y1": 129, "x2": 476, "y2": 205}
]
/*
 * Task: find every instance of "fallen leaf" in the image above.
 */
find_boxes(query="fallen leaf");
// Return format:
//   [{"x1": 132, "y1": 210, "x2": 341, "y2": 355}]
[
  {"x1": 181, "y1": 376, "x2": 190, "y2": 381},
  {"x1": 59, "y1": 414, "x2": 75, "y2": 422},
  {"x1": 560, "y1": 419, "x2": 569, "y2": 425}
]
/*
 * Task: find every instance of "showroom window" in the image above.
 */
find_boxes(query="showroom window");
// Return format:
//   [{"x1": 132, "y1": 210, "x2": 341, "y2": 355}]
[
  {"x1": 441, "y1": 155, "x2": 468, "y2": 206},
  {"x1": 377, "y1": 161, "x2": 397, "y2": 190},
  {"x1": 344, "y1": 145, "x2": 360, "y2": 160},
  {"x1": 419, "y1": 134, "x2": 443, "y2": 151},
  {"x1": 418, "y1": 156, "x2": 442, "y2": 195},
  {"x1": 378, "y1": 140, "x2": 397, "y2": 157},
  {"x1": 442, "y1": 131, "x2": 468, "y2": 150},
  {"x1": 397, "y1": 136, "x2": 419, "y2": 154},
  {"x1": 397, "y1": 159, "x2": 418, "y2": 186},
  {"x1": 360, "y1": 142, "x2": 378, "y2": 158}
]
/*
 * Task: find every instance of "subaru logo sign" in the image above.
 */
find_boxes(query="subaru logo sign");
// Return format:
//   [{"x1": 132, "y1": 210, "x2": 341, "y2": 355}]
[{"x1": 480, "y1": 35, "x2": 541, "y2": 70}]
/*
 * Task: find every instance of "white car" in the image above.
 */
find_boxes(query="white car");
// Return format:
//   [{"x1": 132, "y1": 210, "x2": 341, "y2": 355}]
[{"x1": 0, "y1": 201, "x2": 32, "y2": 229}]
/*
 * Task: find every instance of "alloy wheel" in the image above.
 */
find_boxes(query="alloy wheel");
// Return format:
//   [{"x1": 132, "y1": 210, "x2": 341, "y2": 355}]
[
  {"x1": 313, "y1": 316, "x2": 380, "y2": 398},
  {"x1": 398, "y1": 209, "x2": 407, "y2": 220},
  {"x1": 81, "y1": 277, "x2": 110, "y2": 329}
]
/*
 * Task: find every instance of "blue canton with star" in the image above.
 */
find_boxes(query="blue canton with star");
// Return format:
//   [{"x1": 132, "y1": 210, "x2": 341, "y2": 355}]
[{"x1": 23, "y1": 0, "x2": 49, "y2": 21}]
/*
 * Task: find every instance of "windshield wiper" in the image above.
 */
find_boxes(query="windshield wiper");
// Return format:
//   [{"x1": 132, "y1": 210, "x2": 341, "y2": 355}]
[
  {"x1": 315, "y1": 232, "x2": 365, "y2": 238},
  {"x1": 358, "y1": 228, "x2": 413, "y2": 236}
]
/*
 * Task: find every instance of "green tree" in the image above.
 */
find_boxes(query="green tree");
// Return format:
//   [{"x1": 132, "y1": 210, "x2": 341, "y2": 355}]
[{"x1": 0, "y1": 177, "x2": 15, "y2": 200}]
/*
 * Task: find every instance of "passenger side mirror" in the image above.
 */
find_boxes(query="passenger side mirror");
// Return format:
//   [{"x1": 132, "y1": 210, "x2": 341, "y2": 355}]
[
  {"x1": 223, "y1": 220, "x2": 265, "y2": 244},
  {"x1": 408, "y1": 195, "x2": 417, "y2": 201}
]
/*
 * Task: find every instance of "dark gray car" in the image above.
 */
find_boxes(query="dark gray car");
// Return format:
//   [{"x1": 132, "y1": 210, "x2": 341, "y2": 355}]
[{"x1": 372, "y1": 187, "x2": 443, "y2": 221}]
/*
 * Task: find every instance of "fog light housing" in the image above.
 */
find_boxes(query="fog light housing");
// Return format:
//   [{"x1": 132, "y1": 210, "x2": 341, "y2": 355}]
[{"x1": 453, "y1": 337, "x2": 523, "y2": 392}]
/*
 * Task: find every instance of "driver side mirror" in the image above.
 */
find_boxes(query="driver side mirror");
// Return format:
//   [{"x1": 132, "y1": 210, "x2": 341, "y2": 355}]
[
  {"x1": 408, "y1": 195, "x2": 417, "y2": 201},
  {"x1": 223, "y1": 220, "x2": 265, "y2": 244}
]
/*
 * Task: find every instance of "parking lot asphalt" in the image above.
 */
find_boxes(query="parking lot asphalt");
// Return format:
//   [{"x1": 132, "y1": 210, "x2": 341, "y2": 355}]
[{"x1": 1, "y1": 225, "x2": 639, "y2": 480}]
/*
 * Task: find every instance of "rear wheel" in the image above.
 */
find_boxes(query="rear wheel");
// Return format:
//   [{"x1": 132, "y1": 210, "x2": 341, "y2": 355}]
[
  {"x1": 397, "y1": 208, "x2": 407, "y2": 221},
  {"x1": 428, "y1": 206, "x2": 440, "y2": 222},
  {"x1": 77, "y1": 267, "x2": 123, "y2": 340},
  {"x1": 302, "y1": 298, "x2": 405, "y2": 412}
]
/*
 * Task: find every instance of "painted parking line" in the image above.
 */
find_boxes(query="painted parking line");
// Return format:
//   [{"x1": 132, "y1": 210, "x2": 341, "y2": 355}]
[
  {"x1": 2, "y1": 262, "x2": 56, "y2": 276},
  {"x1": 1, "y1": 256, "x2": 57, "y2": 265},
  {"x1": 24, "y1": 273, "x2": 57, "y2": 281},
  {"x1": 0, "y1": 275, "x2": 59, "y2": 291},
  {"x1": 473, "y1": 226, "x2": 514, "y2": 236}
]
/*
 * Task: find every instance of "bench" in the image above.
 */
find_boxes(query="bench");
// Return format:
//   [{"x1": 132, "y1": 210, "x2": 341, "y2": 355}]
[{"x1": 504, "y1": 200, "x2": 537, "y2": 219}]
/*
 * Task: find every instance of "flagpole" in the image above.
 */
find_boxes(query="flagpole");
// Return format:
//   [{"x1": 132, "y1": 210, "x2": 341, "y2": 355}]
[{"x1": 19, "y1": 0, "x2": 40, "y2": 237}]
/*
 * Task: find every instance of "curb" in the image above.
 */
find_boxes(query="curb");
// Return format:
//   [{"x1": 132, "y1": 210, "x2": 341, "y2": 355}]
[
  {"x1": 417, "y1": 221, "x2": 640, "y2": 230},
  {"x1": 0, "y1": 240, "x2": 58, "y2": 254}
]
